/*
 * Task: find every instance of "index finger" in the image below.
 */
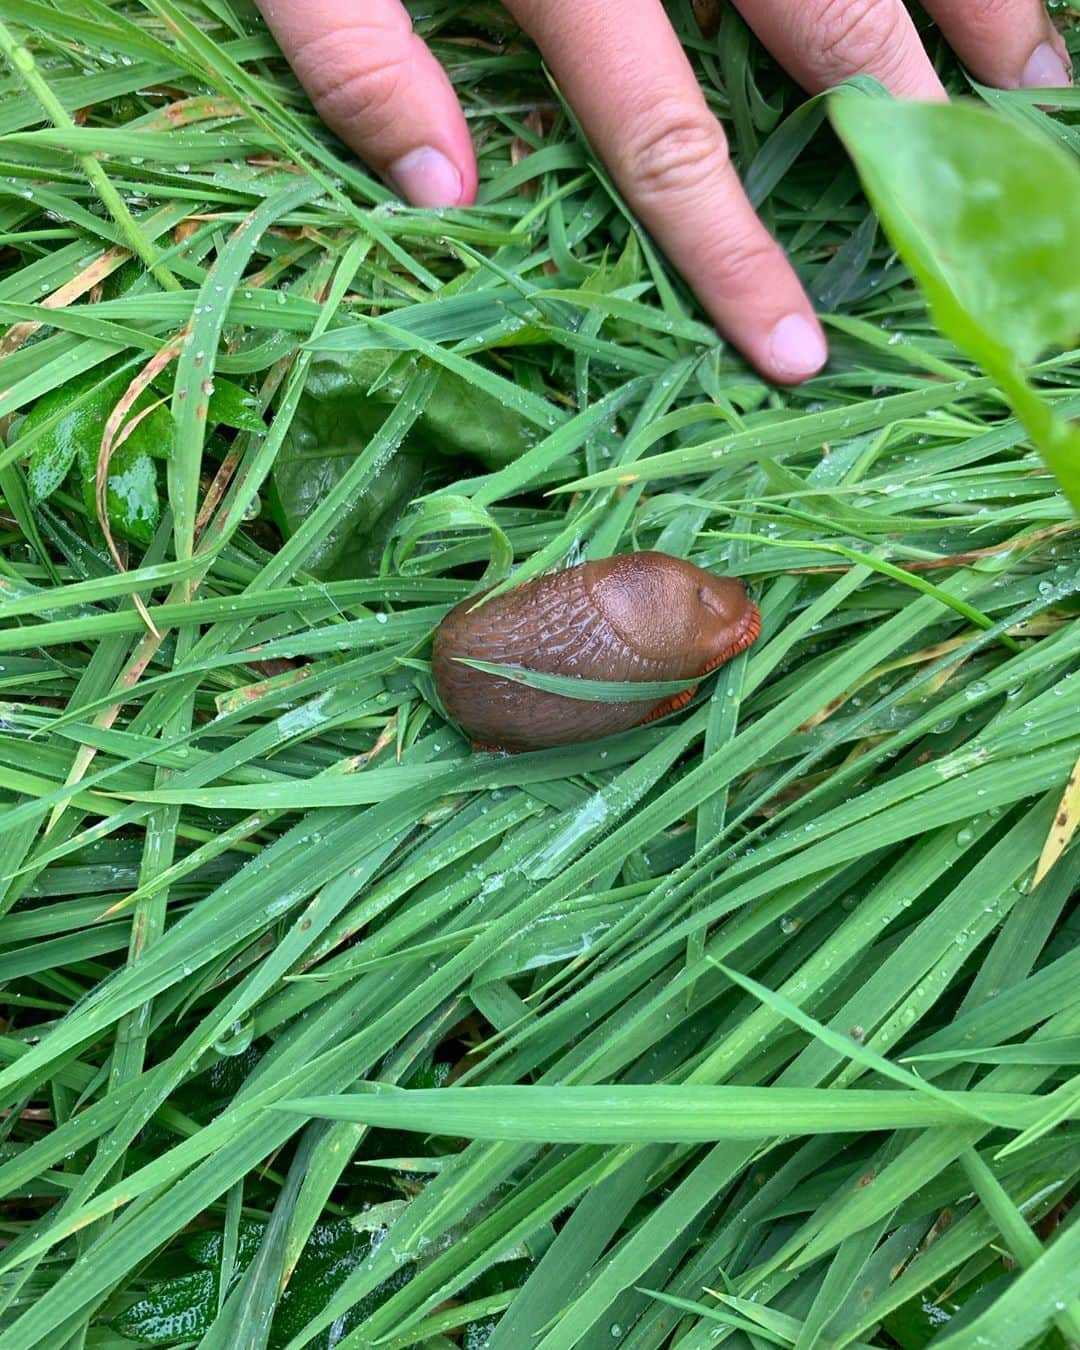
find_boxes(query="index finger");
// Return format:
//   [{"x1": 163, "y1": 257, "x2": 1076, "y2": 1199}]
[{"x1": 504, "y1": 0, "x2": 828, "y2": 384}]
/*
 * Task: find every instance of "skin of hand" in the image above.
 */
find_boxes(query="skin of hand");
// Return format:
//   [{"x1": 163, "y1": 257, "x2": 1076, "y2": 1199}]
[{"x1": 253, "y1": 0, "x2": 1073, "y2": 385}]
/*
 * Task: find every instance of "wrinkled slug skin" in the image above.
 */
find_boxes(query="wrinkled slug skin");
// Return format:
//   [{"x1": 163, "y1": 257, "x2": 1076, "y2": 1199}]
[{"x1": 432, "y1": 551, "x2": 761, "y2": 752}]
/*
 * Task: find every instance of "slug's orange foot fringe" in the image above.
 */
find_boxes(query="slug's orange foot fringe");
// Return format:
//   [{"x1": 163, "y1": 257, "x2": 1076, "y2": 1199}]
[
  {"x1": 471, "y1": 739, "x2": 514, "y2": 755},
  {"x1": 640, "y1": 685, "x2": 698, "y2": 724},
  {"x1": 703, "y1": 601, "x2": 761, "y2": 673}
]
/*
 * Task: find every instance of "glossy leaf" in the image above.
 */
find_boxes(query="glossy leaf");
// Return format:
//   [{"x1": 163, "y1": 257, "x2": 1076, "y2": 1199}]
[
  {"x1": 19, "y1": 366, "x2": 170, "y2": 503},
  {"x1": 831, "y1": 95, "x2": 1080, "y2": 511},
  {"x1": 271, "y1": 350, "x2": 536, "y2": 578},
  {"x1": 78, "y1": 435, "x2": 161, "y2": 546},
  {"x1": 113, "y1": 1218, "x2": 410, "y2": 1348},
  {"x1": 115, "y1": 1269, "x2": 218, "y2": 1344},
  {"x1": 16, "y1": 364, "x2": 168, "y2": 544},
  {"x1": 831, "y1": 97, "x2": 1080, "y2": 365},
  {"x1": 206, "y1": 377, "x2": 265, "y2": 433}
]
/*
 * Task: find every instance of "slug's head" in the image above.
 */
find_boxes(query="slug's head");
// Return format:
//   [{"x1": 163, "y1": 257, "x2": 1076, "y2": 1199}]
[{"x1": 587, "y1": 551, "x2": 760, "y2": 677}]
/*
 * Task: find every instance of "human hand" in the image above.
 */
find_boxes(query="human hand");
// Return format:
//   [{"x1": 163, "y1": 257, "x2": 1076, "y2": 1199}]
[{"x1": 253, "y1": 0, "x2": 1073, "y2": 384}]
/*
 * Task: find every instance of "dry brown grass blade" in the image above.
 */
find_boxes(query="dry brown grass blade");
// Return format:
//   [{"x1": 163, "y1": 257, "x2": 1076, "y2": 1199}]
[
  {"x1": 511, "y1": 106, "x2": 558, "y2": 197},
  {"x1": 0, "y1": 246, "x2": 130, "y2": 360},
  {"x1": 44, "y1": 623, "x2": 167, "y2": 835},
  {"x1": 137, "y1": 94, "x2": 242, "y2": 130},
  {"x1": 48, "y1": 282, "x2": 310, "y2": 832},
  {"x1": 96, "y1": 336, "x2": 189, "y2": 636},
  {"x1": 791, "y1": 523, "x2": 1078, "y2": 575},
  {"x1": 1033, "y1": 752, "x2": 1080, "y2": 888},
  {"x1": 194, "y1": 440, "x2": 245, "y2": 538}
]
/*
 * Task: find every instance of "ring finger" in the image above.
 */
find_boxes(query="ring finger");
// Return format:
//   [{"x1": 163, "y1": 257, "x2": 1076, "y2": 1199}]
[{"x1": 732, "y1": 0, "x2": 947, "y2": 100}]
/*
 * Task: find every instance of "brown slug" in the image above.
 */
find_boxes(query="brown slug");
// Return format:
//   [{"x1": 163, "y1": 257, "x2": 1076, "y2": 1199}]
[{"x1": 432, "y1": 551, "x2": 760, "y2": 752}]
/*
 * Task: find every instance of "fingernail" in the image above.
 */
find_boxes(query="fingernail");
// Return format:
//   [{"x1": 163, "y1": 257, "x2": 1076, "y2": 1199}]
[
  {"x1": 1020, "y1": 41, "x2": 1071, "y2": 90},
  {"x1": 387, "y1": 147, "x2": 462, "y2": 208},
  {"x1": 768, "y1": 314, "x2": 827, "y2": 380}
]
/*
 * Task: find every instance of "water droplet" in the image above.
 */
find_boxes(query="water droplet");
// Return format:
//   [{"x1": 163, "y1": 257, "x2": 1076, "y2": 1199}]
[{"x1": 213, "y1": 1015, "x2": 254, "y2": 1056}]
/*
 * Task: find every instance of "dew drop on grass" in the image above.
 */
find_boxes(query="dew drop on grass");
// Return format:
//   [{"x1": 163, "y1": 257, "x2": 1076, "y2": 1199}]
[{"x1": 214, "y1": 1016, "x2": 254, "y2": 1056}]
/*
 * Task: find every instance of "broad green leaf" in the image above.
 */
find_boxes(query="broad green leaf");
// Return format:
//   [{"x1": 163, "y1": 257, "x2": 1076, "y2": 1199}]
[
  {"x1": 830, "y1": 95, "x2": 1080, "y2": 511},
  {"x1": 206, "y1": 377, "x2": 265, "y2": 433},
  {"x1": 271, "y1": 444, "x2": 429, "y2": 580},
  {"x1": 831, "y1": 97, "x2": 1080, "y2": 365},
  {"x1": 18, "y1": 364, "x2": 171, "y2": 502},
  {"x1": 933, "y1": 1217, "x2": 1080, "y2": 1350},
  {"x1": 76, "y1": 433, "x2": 160, "y2": 546},
  {"x1": 270, "y1": 351, "x2": 536, "y2": 578},
  {"x1": 113, "y1": 1218, "x2": 409, "y2": 1348},
  {"x1": 882, "y1": 1266, "x2": 1007, "y2": 1350},
  {"x1": 12, "y1": 363, "x2": 167, "y2": 544},
  {"x1": 115, "y1": 1269, "x2": 218, "y2": 1344}
]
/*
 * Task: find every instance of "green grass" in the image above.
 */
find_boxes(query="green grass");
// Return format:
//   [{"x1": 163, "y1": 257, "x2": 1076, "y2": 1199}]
[{"x1": 1, "y1": 3, "x2": 1079, "y2": 1348}]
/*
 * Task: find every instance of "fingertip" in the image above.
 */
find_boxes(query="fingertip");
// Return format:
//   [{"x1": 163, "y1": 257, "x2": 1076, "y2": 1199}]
[
  {"x1": 923, "y1": 0, "x2": 1072, "y2": 95},
  {"x1": 257, "y1": 0, "x2": 478, "y2": 210},
  {"x1": 1019, "y1": 40, "x2": 1073, "y2": 90},
  {"x1": 387, "y1": 146, "x2": 467, "y2": 207},
  {"x1": 757, "y1": 312, "x2": 829, "y2": 385}
]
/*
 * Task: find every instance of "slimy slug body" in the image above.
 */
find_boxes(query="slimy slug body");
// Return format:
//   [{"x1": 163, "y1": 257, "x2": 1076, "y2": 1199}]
[{"x1": 432, "y1": 551, "x2": 760, "y2": 752}]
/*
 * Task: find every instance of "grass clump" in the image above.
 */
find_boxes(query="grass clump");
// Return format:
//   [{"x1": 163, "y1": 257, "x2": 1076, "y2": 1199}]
[{"x1": 0, "y1": 3, "x2": 1079, "y2": 1348}]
